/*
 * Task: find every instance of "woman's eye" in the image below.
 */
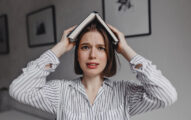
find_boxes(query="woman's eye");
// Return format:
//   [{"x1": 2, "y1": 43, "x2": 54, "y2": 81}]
[
  {"x1": 98, "y1": 47, "x2": 106, "y2": 51},
  {"x1": 81, "y1": 46, "x2": 89, "y2": 50}
]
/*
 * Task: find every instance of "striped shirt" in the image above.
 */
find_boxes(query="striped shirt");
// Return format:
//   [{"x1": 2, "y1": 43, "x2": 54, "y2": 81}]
[{"x1": 9, "y1": 50, "x2": 178, "y2": 120}]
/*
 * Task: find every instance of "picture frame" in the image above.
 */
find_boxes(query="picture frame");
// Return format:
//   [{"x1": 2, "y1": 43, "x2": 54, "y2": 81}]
[
  {"x1": 26, "y1": 5, "x2": 57, "y2": 47},
  {"x1": 0, "y1": 14, "x2": 9, "y2": 54},
  {"x1": 102, "y1": 0, "x2": 151, "y2": 38}
]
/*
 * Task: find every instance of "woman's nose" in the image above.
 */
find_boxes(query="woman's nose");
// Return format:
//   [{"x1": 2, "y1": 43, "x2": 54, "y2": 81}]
[{"x1": 89, "y1": 48, "x2": 96, "y2": 59}]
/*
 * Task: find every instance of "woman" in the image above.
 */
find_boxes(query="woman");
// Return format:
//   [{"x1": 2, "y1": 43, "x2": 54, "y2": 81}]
[{"x1": 9, "y1": 22, "x2": 177, "y2": 120}]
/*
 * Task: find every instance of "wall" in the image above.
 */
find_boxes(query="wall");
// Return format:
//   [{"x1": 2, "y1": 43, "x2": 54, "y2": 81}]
[{"x1": 0, "y1": 0, "x2": 190, "y2": 119}]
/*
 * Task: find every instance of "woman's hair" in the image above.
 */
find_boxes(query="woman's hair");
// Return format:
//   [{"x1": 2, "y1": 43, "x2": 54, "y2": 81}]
[{"x1": 74, "y1": 20, "x2": 118, "y2": 77}]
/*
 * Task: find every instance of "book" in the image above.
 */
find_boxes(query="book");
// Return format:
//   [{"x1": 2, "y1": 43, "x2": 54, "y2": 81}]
[{"x1": 67, "y1": 11, "x2": 119, "y2": 45}]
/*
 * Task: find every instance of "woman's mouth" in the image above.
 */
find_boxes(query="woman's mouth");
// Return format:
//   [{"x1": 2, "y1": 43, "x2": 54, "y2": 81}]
[{"x1": 86, "y1": 62, "x2": 99, "y2": 69}]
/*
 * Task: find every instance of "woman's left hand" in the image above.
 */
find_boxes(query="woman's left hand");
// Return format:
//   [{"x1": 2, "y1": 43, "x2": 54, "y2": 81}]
[
  {"x1": 107, "y1": 24, "x2": 129, "y2": 54},
  {"x1": 108, "y1": 24, "x2": 137, "y2": 62}
]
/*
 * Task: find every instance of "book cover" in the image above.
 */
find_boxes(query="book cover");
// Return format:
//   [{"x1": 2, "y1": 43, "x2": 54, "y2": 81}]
[{"x1": 67, "y1": 11, "x2": 119, "y2": 45}]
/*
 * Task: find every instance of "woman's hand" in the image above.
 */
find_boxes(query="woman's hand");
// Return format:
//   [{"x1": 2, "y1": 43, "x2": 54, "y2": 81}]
[
  {"x1": 51, "y1": 25, "x2": 77, "y2": 58},
  {"x1": 108, "y1": 24, "x2": 137, "y2": 62},
  {"x1": 107, "y1": 24, "x2": 128, "y2": 53}
]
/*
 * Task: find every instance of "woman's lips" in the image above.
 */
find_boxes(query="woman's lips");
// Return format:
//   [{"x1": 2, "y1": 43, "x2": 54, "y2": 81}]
[{"x1": 86, "y1": 62, "x2": 99, "y2": 69}]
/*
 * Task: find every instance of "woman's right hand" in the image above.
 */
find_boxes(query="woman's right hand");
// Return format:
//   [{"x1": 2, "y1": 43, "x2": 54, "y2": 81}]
[{"x1": 51, "y1": 25, "x2": 77, "y2": 58}]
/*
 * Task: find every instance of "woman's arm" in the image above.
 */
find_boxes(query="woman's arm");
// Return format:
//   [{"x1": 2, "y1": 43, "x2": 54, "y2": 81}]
[
  {"x1": 9, "y1": 25, "x2": 76, "y2": 114},
  {"x1": 51, "y1": 25, "x2": 77, "y2": 58},
  {"x1": 9, "y1": 50, "x2": 61, "y2": 114},
  {"x1": 108, "y1": 24, "x2": 177, "y2": 116},
  {"x1": 45, "y1": 25, "x2": 76, "y2": 69},
  {"x1": 126, "y1": 55, "x2": 177, "y2": 117}
]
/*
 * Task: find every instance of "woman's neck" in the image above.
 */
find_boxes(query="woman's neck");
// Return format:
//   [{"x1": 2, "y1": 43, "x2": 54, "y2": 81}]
[{"x1": 81, "y1": 75, "x2": 104, "y2": 90}]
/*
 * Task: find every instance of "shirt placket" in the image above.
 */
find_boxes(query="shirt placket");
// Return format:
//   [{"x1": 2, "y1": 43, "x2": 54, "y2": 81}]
[{"x1": 76, "y1": 81, "x2": 106, "y2": 119}]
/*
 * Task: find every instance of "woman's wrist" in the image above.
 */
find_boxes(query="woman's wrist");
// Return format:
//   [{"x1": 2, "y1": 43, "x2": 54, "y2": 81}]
[
  {"x1": 120, "y1": 45, "x2": 137, "y2": 62},
  {"x1": 51, "y1": 42, "x2": 66, "y2": 58}
]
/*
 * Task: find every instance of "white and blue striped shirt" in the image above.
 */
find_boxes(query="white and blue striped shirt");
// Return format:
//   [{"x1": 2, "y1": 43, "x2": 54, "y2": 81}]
[{"x1": 9, "y1": 50, "x2": 177, "y2": 120}]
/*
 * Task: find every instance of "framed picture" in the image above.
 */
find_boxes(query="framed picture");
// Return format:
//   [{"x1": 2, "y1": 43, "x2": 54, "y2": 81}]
[
  {"x1": 26, "y1": 5, "x2": 57, "y2": 47},
  {"x1": 102, "y1": 0, "x2": 151, "y2": 38},
  {"x1": 0, "y1": 14, "x2": 9, "y2": 54}
]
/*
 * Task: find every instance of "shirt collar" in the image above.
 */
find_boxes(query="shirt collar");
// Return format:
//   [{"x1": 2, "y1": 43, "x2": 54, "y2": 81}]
[
  {"x1": 68, "y1": 77, "x2": 113, "y2": 89},
  {"x1": 103, "y1": 77, "x2": 113, "y2": 88}
]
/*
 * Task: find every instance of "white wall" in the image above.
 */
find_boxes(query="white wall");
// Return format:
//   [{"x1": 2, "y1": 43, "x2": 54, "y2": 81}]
[{"x1": 0, "y1": 0, "x2": 190, "y2": 119}]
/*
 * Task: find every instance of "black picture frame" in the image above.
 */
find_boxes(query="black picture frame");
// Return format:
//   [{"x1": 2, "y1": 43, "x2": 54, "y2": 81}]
[
  {"x1": 102, "y1": 0, "x2": 151, "y2": 38},
  {"x1": 0, "y1": 14, "x2": 9, "y2": 54},
  {"x1": 26, "y1": 5, "x2": 57, "y2": 47}
]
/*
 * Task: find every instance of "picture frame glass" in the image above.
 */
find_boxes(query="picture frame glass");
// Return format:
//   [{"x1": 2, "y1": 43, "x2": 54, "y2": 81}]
[
  {"x1": 27, "y1": 6, "x2": 56, "y2": 47},
  {"x1": 104, "y1": 0, "x2": 150, "y2": 37},
  {"x1": 0, "y1": 15, "x2": 9, "y2": 54}
]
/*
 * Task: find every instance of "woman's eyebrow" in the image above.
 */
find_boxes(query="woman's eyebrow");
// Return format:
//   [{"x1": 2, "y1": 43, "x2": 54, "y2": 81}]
[
  {"x1": 96, "y1": 44, "x2": 105, "y2": 46},
  {"x1": 80, "y1": 43, "x2": 105, "y2": 46},
  {"x1": 80, "y1": 43, "x2": 90, "y2": 46}
]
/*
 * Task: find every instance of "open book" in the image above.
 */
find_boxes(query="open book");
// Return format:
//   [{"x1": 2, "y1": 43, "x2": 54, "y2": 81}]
[{"x1": 67, "y1": 11, "x2": 119, "y2": 45}]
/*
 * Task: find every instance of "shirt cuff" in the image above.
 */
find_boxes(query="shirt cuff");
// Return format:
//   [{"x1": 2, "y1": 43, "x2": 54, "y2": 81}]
[
  {"x1": 129, "y1": 54, "x2": 147, "y2": 73},
  {"x1": 36, "y1": 50, "x2": 60, "y2": 72}
]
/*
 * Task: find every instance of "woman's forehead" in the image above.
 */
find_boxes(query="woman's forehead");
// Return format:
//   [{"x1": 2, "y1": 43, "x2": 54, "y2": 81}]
[{"x1": 80, "y1": 31, "x2": 105, "y2": 45}]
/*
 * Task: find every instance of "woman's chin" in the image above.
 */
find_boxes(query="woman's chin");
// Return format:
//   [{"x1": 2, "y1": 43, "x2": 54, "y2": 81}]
[{"x1": 83, "y1": 71, "x2": 102, "y2": 78}]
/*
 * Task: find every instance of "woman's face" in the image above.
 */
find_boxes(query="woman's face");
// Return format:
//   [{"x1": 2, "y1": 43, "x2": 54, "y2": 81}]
[{"x1": 78, "y1": 31, "x2": 107, "y2": 77}]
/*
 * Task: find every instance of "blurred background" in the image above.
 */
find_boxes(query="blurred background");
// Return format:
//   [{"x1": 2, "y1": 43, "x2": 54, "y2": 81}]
[{"x1": 0, "y1": 0, "x2": 190, "y2": 120}]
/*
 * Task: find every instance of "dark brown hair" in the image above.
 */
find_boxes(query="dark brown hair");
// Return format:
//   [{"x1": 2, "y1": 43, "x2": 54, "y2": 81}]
[{"x1": 74, "y1": 20, "x2": 118, "y2": 77}]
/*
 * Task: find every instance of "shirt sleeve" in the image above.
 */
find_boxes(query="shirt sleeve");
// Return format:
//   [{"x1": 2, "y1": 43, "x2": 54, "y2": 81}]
[
  {"x1": 9, "y1": 50, "x2": 61, "y2": 115},
  {"x1": 126, "y1": 54, "x2": 178, "y2": 117}
]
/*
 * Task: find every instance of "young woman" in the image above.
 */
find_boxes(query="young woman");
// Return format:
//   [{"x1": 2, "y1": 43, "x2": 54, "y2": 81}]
[{"x1": 9, "y1": 22, "x2": 177, "y2": 120}]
